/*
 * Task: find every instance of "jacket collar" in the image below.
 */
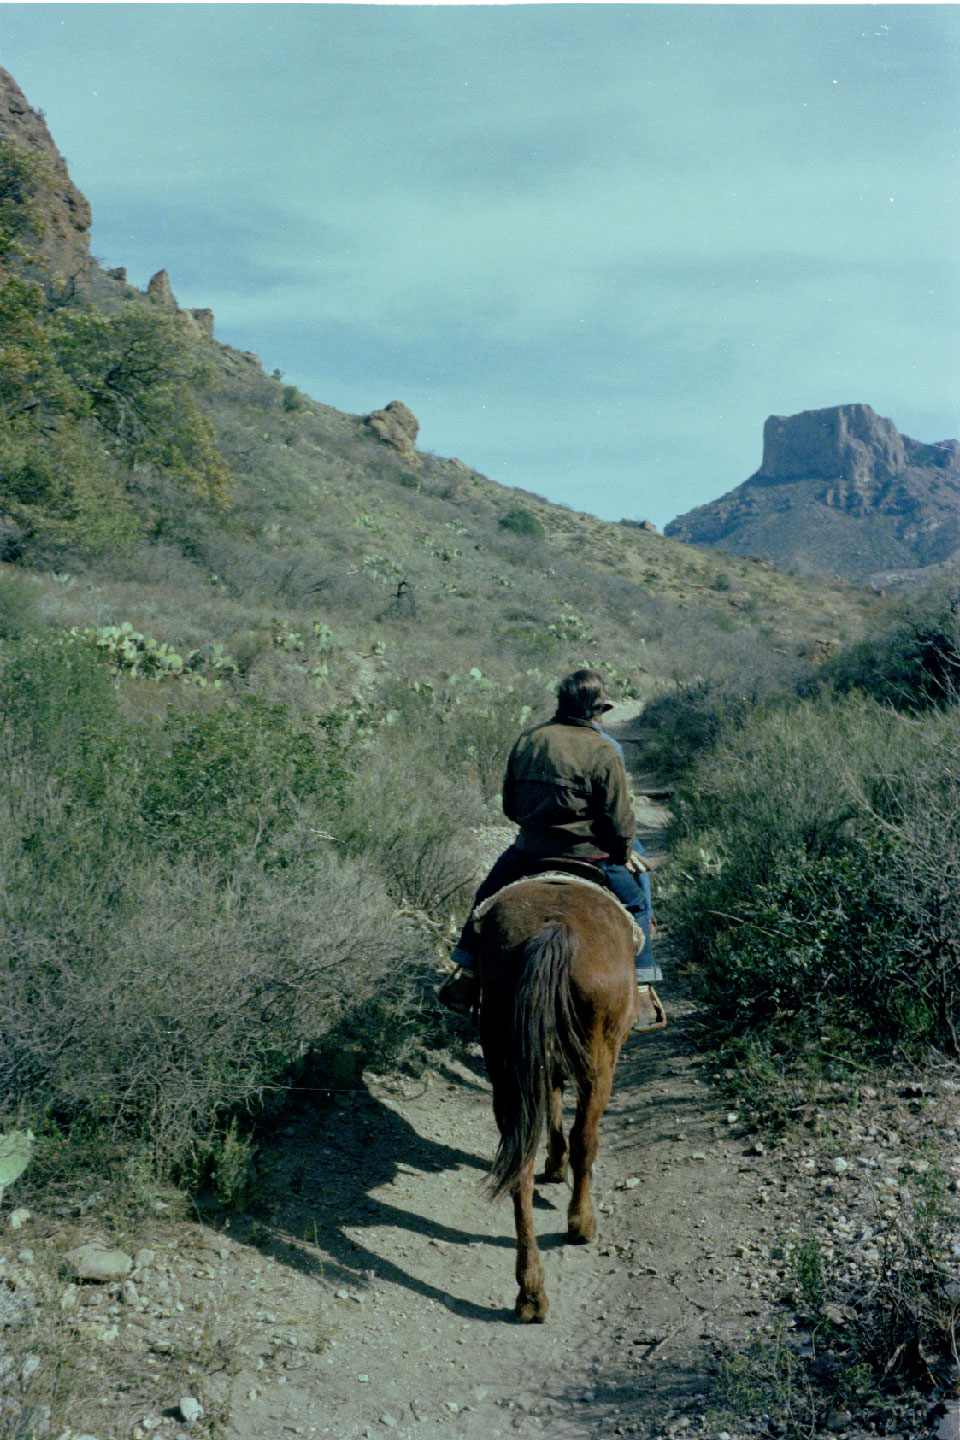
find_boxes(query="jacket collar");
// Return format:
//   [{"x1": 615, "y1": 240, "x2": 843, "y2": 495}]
[{"x1": 551, "y1": 713, "x2": 598, "y2": 729}]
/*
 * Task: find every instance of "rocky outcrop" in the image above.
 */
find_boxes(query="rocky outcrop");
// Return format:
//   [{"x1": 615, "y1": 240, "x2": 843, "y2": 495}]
[
  {"x1": 758, "y1": 404, "x2": 905, "y2": 493},
  {"x1": 366, "y1": 401, "x2": 420, "y2": 468},
  {"x1": 665, "y1": 405, "x2": 960, "y2": 583},
  {"x1": 147, "y1": 268, "x2": 177, "y2": 307},
  {"x1": 188, "y1": 307, "x2": 215, "y2": 339},
  {"x1": 0, "y1": 66, "x2": 92, "y2": 283},
  {"x1": 1, "y1": 69, "x2": 223, "y2": 347}
]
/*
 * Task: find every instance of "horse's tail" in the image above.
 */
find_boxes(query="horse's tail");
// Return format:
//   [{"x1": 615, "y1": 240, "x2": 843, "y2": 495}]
[{"x1": 487, "y1": 920, "x2": 593, "y2": 1200}]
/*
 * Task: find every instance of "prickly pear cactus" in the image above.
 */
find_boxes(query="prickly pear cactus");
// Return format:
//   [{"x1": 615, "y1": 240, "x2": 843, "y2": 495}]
[{"x1": 0, "y1": 1130, "x2": 34, "y2": 1202}]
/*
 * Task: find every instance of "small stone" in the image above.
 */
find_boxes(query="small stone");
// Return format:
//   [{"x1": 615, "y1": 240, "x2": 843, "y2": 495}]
[
  {"x1": 379, "y1": 1416, "x2": 398, "y2": 1429},
  {"x1": 60, "y1": 1285, "x2": 78, "y2": 1311},
  {"x1": 179, "y1": 1398, "x2": 202, "y2": 1425},
  {"x1": 65, "y1": 1244, "x2": 133, "y2": 1283},
  {"x1": 9, "y1": 1207, "x2": 31, "y2": 1231},
  {"x1": 357, "y1": 1374, "x2": 370, "y2": 1383},
  {"x1": 133, "y1": 1249, "x2": 155, "y2": 1270},
  {"x1": 831, "y1": 1157, "x2": 849, "y2": 1174},
  {"x1": 335, "y1": 1288, "x2": 350, "y2": 1300},
  {"x1": 750, "y1": 1141, "x2": 765, "y2": 1155},
  {"x1": 247, "y1": 1388, "x2": 260, "y2": 1401},
  {"x1": 622, "y1": 1177, "x2": 640, "y2": 1190},
  {"x1": 445, "y1": 1401, "x2": 460, "y2": 1413},
  {"x1": 725, "y1": 1113, "x2": 739, "y2": 1125},
  {"x1": 472, "y1": 1387, "x2": 488, "y2": 1401},
  {"x1": 121, "y1": 1281, "x2": 140, "y2": 1307}
]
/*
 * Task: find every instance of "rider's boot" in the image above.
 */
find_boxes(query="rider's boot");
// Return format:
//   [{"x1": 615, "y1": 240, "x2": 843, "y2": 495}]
[
  {"x1": 634, "y1": 982, "x2": 667, "y2": 1032},
  {"x1": 438, "y1": 946, "x2": 481, "y2": 1016}
]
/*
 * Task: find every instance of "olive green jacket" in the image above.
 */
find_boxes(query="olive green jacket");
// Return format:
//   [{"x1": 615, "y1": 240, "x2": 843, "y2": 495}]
[{"x1": 502, "y1": 714, "x2": 635, "y2": 864}]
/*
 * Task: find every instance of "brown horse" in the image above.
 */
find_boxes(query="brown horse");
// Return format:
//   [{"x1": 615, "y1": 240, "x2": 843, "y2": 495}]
[{"x1": 474, "y1": 875, "x2": 641, "y2": 1322}]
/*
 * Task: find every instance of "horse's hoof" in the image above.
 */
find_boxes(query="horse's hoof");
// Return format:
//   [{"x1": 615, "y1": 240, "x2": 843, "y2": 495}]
[
  {"x1": 567, "y1": 1218, "x2": 597, "y2": 1244},
  {"x1": 543, "y1": 1160, "x2": 568, "y2": 1183},
  {"x1": 515, "y1": 1291, "x2": 549, "y2": 1323}
]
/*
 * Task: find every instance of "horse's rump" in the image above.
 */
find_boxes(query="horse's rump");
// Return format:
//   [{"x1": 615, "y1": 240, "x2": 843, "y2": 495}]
[{"x1": 478, "y1": 880, "x2": 636, "y2": 1200}]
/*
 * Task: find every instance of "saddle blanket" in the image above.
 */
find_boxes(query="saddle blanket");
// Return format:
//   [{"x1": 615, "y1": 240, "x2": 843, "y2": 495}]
[{"x1": 472, "y1": 871, "x2": 645, "y2": 956}]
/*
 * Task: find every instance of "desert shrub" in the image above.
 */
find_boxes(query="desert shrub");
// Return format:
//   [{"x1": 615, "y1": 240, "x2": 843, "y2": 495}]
[
  {"x1": 638, "y1": 624, "x2": 814, "y2": 777},
  {"x1": 0, "y1": 630, "x2": 124, "y2": 806},
  {"x1": 340, "y1": 725, "x2": 484, "y2": 916},
  {"x1": 0, "y1": 567, "x2": 39, "y2": 638},
  {"x1": 0, "y1": 816, "x2": 422, "y2": 1173},
  {"x1": 498, "y1": 507, "x2": 545, "y2": 541},
  {"x1": 0, "y1": 633, "x2": 435, "y2": 1180},
  {"x1": 667, "y1": 696, "x2": 960, "y2": 1055},
  {"x1": 832, "y1": 586, "x2": 960, "y2": 711},
  {"x1": 135, "y1": 698, "x2": 349, "y2": 861}
]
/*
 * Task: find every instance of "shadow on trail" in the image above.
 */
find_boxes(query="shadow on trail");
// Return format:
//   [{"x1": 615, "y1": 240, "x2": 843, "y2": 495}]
[{"x1": 223, "y1": 1078, "x2": 524, "y2": 1323}]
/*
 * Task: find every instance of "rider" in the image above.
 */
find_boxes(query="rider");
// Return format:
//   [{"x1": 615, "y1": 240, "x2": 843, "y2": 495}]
[{"x1": 439, "y1": 668, "x2": 662, "y2": 1021}]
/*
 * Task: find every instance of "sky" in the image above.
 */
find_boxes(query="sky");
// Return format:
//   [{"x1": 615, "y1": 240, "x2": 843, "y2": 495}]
[{"x1": 1, "y1": 4, "x2": 959, "y2": 529}]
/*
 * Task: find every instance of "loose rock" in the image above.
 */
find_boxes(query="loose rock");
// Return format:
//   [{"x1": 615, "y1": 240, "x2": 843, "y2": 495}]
[{"x1": 64, "y1": 1244, "x2": 133, "y2": 1283}]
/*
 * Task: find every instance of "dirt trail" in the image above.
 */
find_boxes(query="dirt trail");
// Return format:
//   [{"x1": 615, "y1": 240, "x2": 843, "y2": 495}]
[{"x1": 191, "y1": 709, "x2": 795, "y2": 1440}]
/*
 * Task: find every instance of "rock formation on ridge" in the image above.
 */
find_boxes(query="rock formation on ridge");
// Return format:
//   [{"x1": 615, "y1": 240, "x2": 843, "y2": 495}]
[
  {"x1": 0, "y1": 66, "x2": 92, "y2": 284},
  {"x1": 366, "y1": 401, "x2": 421, "y2": 469}
]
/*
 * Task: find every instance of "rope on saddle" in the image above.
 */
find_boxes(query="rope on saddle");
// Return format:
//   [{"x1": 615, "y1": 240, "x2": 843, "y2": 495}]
[{"x1": 472, "y1": 872, "x2": 644, "y2": 955}]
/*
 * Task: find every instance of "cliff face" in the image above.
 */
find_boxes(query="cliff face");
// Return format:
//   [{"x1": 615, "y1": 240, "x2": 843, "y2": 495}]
[
  {"x1": 0, "y1": 66, "x2": 92, "y2": 283},
  {"x1": 665, "y1": 405, "x2": 960, "y2": 584}
]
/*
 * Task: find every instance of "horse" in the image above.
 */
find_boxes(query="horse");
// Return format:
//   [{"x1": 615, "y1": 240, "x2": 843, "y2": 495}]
[{"x1": 474, "y1": 873, "x2": 651, "y2": 1322}]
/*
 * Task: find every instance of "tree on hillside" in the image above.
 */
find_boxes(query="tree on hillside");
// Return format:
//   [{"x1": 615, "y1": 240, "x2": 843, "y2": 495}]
[
  {"x1": 0, "y1": 139, "x2": 232, "y2": 553},
  {"x1": 51, "y1": 307, "x2": 232, "y2": 505}
]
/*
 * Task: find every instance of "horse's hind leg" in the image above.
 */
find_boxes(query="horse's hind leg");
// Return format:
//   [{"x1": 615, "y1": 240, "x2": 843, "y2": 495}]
[
  {"x1": 513, "y1": 1158, "x2": 548, "y2": 1322},
  {"x1": 566, "y1": 1061, "x2": 614, "y2": 1244},
  {"x1": 543, "y1": 1069, "x2": 568, "y2": 1183}
]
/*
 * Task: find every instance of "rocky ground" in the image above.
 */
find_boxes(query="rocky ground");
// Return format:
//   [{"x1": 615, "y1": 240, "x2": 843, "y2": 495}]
[{"x1": 3, "y1": 724, "x2": 958, "y2": 1440}]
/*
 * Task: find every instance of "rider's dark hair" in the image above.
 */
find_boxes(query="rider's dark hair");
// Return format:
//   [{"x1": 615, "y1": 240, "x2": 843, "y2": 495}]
[{"x1": 556, "y1": 669, "x2": 611, "y2": 720}]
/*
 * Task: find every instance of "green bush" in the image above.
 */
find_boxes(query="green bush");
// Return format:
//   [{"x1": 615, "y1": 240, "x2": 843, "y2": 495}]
[
  {"x1": 0, "y1": 568, "x2": 39, "y2": 638},
  {"x1": 0, "y1": 635, "x2": 436, "y2": 1180},
  {"x1": 136, "y1": 698, "x2": 349, "y2": 862},
  {"x1": 667, "y1": 696, "x2": 960, "y2": 1055},
  {"x1": 831, "y1": 586, "x2": 960, "y2": 711},
  {"x1": 498, "y1": 507, "x2": 545, "y2": 541}
]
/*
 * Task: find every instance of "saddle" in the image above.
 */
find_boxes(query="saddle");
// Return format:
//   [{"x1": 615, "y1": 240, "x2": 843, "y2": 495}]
[
  {"x1": 472, "y1": 858, "x2": 644, "y2": 957},
  {"x1": 513, "y1": 855, "x2": 614, "y2": 888}
]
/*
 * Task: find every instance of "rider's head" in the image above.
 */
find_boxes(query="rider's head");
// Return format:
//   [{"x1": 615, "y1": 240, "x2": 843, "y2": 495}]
[{"x1": 556, "y1": 669, "x2": 613, "y2": 722}]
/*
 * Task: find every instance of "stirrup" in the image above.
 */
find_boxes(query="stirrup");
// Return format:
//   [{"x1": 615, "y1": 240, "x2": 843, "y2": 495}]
[{"x1": 634, "y1": 983, "x2": 667, "y2": 1032}]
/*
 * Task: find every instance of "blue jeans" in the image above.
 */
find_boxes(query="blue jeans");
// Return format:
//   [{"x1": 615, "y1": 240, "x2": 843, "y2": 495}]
[{"x1": 454, "y1": 842, "x2": 654, "y2": 967}]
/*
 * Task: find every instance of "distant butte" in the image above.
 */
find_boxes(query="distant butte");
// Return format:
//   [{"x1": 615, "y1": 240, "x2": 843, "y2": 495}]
[{"x1": 665, "y1": 404, "x2": 960, "y2": 586}]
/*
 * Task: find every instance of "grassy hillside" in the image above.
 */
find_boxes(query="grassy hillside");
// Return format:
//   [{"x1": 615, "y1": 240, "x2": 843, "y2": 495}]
[{"x1": 15, "y1": 316, "x2": 876, "y2": 709}]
